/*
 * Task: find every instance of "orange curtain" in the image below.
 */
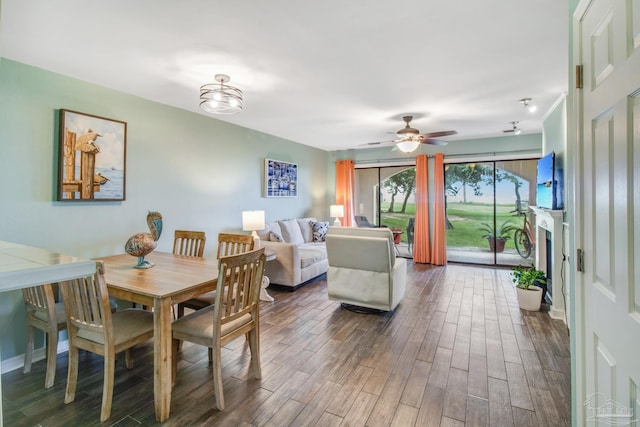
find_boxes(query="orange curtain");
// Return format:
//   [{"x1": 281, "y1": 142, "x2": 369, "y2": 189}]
[
  {"x1": 335, "y1": 160, "x2": 355, "y2": 227},
  {"x1": 413, "y1": 154, "x2": 431, "y2": 263},
  {"x1": 431, "y1": 153, "x2": 447, "y2": 265}
]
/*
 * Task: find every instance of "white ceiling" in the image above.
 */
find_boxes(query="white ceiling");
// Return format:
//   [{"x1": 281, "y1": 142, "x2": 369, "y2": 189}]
[{"x1": 0, "y1": 0, "x2": 568, "y2": 152}]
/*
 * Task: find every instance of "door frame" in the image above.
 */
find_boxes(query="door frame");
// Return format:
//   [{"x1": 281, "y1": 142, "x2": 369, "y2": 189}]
[{"x1": 571, "y1": 2, "x2": 587, "y2": 424}]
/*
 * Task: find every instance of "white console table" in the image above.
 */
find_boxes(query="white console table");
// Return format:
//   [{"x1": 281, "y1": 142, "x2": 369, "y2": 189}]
[
  {"x1": 529, "y1": 207, "x2": 565, "y2": 321},
  {"x1": 0, "y1": 241, "x2": 96, "y2": 427}
]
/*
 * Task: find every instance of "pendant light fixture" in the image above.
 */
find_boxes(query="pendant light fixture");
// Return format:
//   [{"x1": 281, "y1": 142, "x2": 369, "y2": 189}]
[{"x1": 200, "y1": 74, "x2": 243, "y2": 115}]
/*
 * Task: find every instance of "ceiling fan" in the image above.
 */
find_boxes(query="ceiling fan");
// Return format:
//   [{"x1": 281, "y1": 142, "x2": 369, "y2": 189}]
[
  {"x1": 503, "y1": 121, "x2": 522, "y2": 135},
  {"x1": 361, "y1": 116, "x2": 457, "y2": 152}
]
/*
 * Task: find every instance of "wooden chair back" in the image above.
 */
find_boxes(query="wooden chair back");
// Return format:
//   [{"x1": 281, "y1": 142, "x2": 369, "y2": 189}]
[
  {"x1": 215, "y1": 248, "x2": 266, "y2": 343},
  {"x1": 217, "y1": 233, "x2": 254, "y2": 259},
  {"x1": 61, "y1": 261, "x2": 115, "y2": 349},
  {"x1": 22, "y1": 283, "x2": 65, "y2": 388},
  {"x1": 173, "y1": 230, "x2": 206, "y2": 257},
  {"x1": 22, "y1": 284, "x2": 58, "y2": 326}
]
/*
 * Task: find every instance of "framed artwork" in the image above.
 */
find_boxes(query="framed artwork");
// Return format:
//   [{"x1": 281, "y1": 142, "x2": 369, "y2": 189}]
[
  {"x1": 265, "y1": 158, "x2": 297, "y2": 197},
  {"x1": 57, "y1": 109, "x2": 127, "y2": 201}
]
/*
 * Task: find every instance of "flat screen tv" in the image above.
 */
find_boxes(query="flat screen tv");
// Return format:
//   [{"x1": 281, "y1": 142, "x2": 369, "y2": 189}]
[{"x1": 536, "y1": 151, "x2": 564, "y2": 210}]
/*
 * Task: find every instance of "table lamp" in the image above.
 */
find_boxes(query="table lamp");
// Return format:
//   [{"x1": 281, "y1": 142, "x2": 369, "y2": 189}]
[
  {"x1": 242, "y1": 210, "x2": 265, "y2": 248},
  {"x1": 330, "y1": 204, "x2": 344, "y2": 227}
]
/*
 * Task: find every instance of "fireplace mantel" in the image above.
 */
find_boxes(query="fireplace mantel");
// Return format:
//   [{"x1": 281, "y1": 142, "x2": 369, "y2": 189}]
[{"x1": 529, "y1": 206, "x2": 565, "y2": 321}]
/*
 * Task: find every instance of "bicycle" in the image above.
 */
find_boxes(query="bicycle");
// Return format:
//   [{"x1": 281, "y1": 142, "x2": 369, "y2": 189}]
[{"x1": 514, "y1": 213, "x2": 535, "y2": 258}]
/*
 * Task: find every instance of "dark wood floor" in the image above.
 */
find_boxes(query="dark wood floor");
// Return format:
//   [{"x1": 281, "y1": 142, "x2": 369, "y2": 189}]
[{"x1": 2, "y1": 262, "x2": 571, "y2": 426}]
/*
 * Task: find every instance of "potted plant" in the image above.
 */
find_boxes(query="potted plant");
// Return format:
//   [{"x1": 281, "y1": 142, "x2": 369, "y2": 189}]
[
  {"x1": 511, "y1": 265, "x2": 547, "y2": 311},
  {"x1": 478, "y1": 220, "x2": 516, "y2": 252}
]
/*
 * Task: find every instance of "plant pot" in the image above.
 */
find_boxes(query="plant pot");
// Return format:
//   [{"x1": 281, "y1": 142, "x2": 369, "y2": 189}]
[
  {"x1": 516, "y1": 285, "x2": 543, "y2": 311},
  {"x1": 391, "y1": 228, "x2": 402, "y2": 244},
  {"x1": 487, "y1": 237, "x2": 506, "y2": 252}
]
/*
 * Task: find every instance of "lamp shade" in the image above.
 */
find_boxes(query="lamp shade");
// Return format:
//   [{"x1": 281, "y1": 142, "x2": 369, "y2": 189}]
[
  {"x1": 242, "y1": 210, "x2": 265, "y2": 231},
  {"x1": 330, "y1": 205, "x2": 344, "y2": 218}
]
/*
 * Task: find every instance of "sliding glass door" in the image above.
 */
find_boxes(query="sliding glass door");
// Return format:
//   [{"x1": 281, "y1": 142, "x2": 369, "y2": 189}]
[
  {"x1": 444, "y1": 159, "x2": 536, "y2": 266},
  {"x1": 354, "y1": 158, "x2": 536, "y2": 265},
  {"x1": 354, "y1": 165, "x2": 415, "y2": 258}
]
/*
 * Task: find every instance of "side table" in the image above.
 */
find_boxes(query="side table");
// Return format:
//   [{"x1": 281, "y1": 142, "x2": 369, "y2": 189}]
[{"x1": 260, "y1": 248, "x2": 276, "y2": 302}]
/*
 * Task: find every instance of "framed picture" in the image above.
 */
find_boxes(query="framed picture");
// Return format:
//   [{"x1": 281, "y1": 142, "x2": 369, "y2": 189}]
[
  {"x1": 265, "y1": 158, "x2": 297, "y2": 197},
  {"x1": 57, "y1": 109, "x2": 127, "y2": 201}
]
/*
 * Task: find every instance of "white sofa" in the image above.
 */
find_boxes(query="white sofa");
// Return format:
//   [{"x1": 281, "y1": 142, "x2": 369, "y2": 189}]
[
  {"x1": 325, "y1": 226, "x2": 406, "y2": 311},
  {"x1": 257, "y1": 217, "x2": 329, "y2": 289}
]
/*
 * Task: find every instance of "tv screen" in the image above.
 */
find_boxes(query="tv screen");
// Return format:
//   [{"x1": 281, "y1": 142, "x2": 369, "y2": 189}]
[{"x1": 536, "y1": 152, "x2": 563, "y2": 210}]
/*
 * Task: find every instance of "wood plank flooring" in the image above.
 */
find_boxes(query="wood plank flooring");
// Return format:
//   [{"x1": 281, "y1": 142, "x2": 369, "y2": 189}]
[{"x1": 2, "y1": 262, "x2": 571, "y2": 426}]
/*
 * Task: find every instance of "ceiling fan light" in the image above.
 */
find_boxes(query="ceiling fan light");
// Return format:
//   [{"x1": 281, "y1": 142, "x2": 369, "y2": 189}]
[
  {"x1": 396, "y1": 140, "x2": 420, "y2": 153},
  {"x1": 514, "y1": 128, "x2": 522, "y2": 135},
  {"x1": 519, "y1": 98, "x2": 537, "y2": 114}
]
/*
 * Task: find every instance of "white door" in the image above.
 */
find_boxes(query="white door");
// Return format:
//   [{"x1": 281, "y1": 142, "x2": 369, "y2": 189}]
[{"x1": 575, "y1": 0, "x2": 640, "y2": 425}]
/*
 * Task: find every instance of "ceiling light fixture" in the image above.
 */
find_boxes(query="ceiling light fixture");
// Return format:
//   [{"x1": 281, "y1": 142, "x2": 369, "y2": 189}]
[
  {"x1": 519, "y1": 98, "x2": 537, "y2": 113},
  {"x1": 395, "y1": 136, "x2": 421, "y2": 153},
  {"x1": 200, "y1": 74, "x2": 243, "y2": 115},
  {"x1": 504, "y1": 121, "x2": 522, "y2": 135}
]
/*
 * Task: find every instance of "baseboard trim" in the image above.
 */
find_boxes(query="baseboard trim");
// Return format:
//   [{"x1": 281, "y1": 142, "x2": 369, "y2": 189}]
[{"x1": 1, "y1": 340, "x2": 69, "y2": 374}]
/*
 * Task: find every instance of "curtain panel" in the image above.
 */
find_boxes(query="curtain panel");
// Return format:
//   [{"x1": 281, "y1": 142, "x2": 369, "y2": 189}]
[
  {"x1": 431, "y1": 153, "x2": 447, "y2": 265},
  {"x1": 413, "y1": 154, "x2": 431, "y2": 263},
  {"x1": 335, "y1": 160, "x2": 355, "y2": 227}
]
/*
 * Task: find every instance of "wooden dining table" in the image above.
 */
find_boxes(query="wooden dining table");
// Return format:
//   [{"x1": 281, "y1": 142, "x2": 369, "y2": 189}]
[{"x1": 100, "y1": 251, "x2": 218, "y2": 422}]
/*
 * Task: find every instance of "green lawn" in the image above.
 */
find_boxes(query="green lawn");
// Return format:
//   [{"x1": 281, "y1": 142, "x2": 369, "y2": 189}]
[
  {"x1": 446, "y1": 202, "x2": 520, "y2": 249},
  {"x1": 377, "y1": 201, "x2": 522, "y2": 250}
]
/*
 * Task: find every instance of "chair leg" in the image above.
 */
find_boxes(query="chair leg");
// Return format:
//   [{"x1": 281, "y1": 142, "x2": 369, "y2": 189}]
[
  {"x1": 44, "y1": 330, "x2": 59, "y2": 388},
  {"x1": 172, "y1": 338, "x2": 179, "y2": 387},
  {"x1": 125, "y1": 348, "x2": 134, "y2": 369},
  {"x1": 23, "y1": 325, "x2": 34, "y2": 374},
  {"x1": 65, "y1": 345, "x2": 79, "y2": 404},
  {"x1": 177, "y1": 303, "x2": 185, "y2": 318},
  {"x1": 248, "y1": 329, "x2": 262, "y2": 379},
  {"x1": 212, "y1": 346, "x2": 224, "y2": 410},
  {"x1": 100, "y1": 350, "x2": 115, "y2": 422},
  {"x1": 176, "y1": 304, "x2": 185, "y2": 351}
]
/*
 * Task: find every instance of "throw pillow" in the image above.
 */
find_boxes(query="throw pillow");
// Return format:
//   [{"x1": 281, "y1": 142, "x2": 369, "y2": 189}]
[
  {"x1": 297, "y1": 217, "x2": 317, "y2": 243},
  {"x1": 311, "y1": 221, "x2": 329, "y2": 242},
  {"x1": 269, "y1": 232, "x2": 284, "y2": 242},
  {"x1": 278, "y1": 219, "x2": 304, "y2": 245}
]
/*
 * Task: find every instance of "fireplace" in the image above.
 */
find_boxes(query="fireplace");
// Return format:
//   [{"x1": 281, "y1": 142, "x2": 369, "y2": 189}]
[{"x1": 529, "y1": 206, "x2": 565, "y2": 321}]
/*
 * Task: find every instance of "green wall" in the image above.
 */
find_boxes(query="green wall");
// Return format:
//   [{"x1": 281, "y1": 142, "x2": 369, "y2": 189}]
[{"x1": 0, "y1": 59, "x2": 330, "y2": 360}]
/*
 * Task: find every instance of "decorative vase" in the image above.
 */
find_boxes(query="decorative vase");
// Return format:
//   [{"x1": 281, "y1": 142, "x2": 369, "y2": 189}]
[{"x1": 516, "y1": 285, "x2": 543, "y2": 311}]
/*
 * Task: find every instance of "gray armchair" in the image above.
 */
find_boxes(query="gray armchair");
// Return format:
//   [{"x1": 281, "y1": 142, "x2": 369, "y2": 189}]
[{"x1": 325, "y1": 227, "x2": 406, "y2": 312}]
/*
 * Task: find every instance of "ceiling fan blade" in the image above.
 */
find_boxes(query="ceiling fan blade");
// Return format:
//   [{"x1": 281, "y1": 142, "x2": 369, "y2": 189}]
[
  {"x1": 359, "y1": 139, "x2": 396, "y2": 147},
  {"x1": 421, "y1": 130, "x2": 458, "y2": 138},
  {"x1": 502, "y1": 129, "x2": 515, "y2": 133},
  {"x1": 420, "y1": 138, "x2": 449, "y2": 146}
]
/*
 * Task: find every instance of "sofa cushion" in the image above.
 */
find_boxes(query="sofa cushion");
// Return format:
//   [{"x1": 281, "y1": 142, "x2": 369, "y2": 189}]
[
  {"x1": 299, "y1": 243, "x2": 328, "y2": 269},
  {"x1": 279, "y1": 219, "x2": 304, "y2": 245},
  {"x1": 269, "y1": 231, "x2": 284, "y2": 242},
  {"x1": 297, "y1": 217, "x2": 317, "y2": 243},
  {"x1": 258, "y1": 221, "x2": 282, "y2": 241},
  {"x1": 311, "y1": 221, "x2": 329, "y2": 242}
]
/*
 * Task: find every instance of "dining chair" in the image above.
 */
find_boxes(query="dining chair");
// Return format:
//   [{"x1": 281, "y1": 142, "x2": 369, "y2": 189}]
[
  {"x1": 21, "y1": 283, "x2": 66, "y2": 389},
  {"x1": 59, "y1": 261, "x2": 154, "y2": 422},
  {"x1": 172, "y1": 248, "x2": 266, "y2": 410},
  {"x1": 173, "y1": 229, "x2": 206, "y2": 257},
  {"x1": 176, "y1": 232, "x2": 253, "y2": 318}
]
